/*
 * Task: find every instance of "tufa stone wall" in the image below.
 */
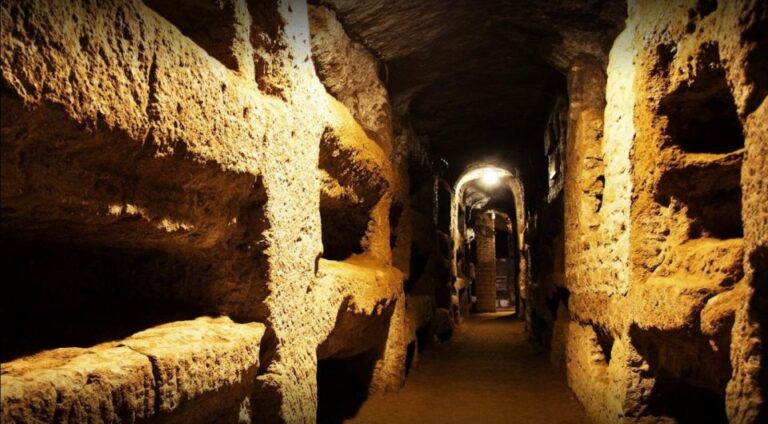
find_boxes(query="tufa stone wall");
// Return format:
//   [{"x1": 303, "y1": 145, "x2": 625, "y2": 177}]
[
  {"x1": 560, "y1": 0, "x2": 768, "y2": 422},
  {"x1": 0, "y1": 1, "x2": 437, "y2": 422}
]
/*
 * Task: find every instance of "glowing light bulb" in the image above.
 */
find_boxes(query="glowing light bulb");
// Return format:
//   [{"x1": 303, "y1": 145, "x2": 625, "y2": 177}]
[{"x1": 480, "y1": 168, "x2": 501, "y2": 187}]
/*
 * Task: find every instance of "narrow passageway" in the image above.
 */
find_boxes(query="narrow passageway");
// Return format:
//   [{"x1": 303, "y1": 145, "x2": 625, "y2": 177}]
[
  {"x1": 1, "y1": 1, "x2": 766, "y2": 423},
  {"x1": 349, "y1": 313, "x2": 588, "y2": 424}
]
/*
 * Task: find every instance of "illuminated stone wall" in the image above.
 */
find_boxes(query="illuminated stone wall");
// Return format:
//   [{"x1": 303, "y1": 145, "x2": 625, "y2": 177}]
[
  {"x1": 1, "y1": 0, "x2": 765, "y2": 422},
  {"x1": 0, "y1": 1, "x2": 425, "y2": 422},
  {"x1": 561, "y1": 0, "x2": 768, "y2": 422}
]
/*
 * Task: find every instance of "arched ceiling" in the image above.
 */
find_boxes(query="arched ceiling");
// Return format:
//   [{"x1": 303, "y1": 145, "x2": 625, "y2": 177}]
[{"x1": 320, "y1": 0, "x2": 625, "y2": 190}]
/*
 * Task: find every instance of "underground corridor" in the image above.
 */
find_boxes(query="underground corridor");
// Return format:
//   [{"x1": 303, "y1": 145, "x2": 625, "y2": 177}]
[{"x1": 0, "y1": 0, "x2": 766, "y2": 423}]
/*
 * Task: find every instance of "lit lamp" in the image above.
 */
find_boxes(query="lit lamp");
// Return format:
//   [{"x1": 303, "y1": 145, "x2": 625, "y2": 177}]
[{"x1": 480, "y1": 168, "x2": 501, "y2": 187}]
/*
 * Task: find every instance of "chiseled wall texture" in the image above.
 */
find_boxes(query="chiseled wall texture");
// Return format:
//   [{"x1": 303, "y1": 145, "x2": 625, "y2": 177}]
[
  {"x1": 1, "y1": 0, "x2": 766, "y2": 423},
  {"x1": 563, "y1": 0, "x2": 767, "y2": 422},
  {"x1": 0, "y1": 1, "x2": 423, "y2": 423}
]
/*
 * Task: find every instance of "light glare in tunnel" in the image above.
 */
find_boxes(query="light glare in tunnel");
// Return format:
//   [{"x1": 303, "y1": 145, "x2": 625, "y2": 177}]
[{"x1": 480, "y1": 168, "x2": 502, "y2": 187}]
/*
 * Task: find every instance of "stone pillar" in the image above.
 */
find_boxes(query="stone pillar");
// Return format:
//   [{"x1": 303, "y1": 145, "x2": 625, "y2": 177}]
[{"x1": 474, "y1": 212, "x2": 496, "y2": 312}]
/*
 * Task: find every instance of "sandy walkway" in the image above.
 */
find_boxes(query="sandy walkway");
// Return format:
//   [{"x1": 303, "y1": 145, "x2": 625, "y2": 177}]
[{"x1": 347, "y1": 313, "x2": 591, "y2": 424}]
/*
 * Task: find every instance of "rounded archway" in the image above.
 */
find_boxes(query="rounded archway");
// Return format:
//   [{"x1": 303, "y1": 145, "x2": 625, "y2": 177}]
[{"x1": 451, "y1": 164, "x2": 528, "y2": 317}]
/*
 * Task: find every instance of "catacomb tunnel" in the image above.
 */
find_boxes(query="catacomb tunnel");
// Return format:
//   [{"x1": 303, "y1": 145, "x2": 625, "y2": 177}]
[{"x1": 1, "y1": 0, "x2": 766, "y2": 423}]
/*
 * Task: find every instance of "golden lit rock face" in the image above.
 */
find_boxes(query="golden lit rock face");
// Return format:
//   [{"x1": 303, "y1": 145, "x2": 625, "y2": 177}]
[
  {"x1": 1, "y1": 0, "x2": 766, "y2": 423},
  {"x1": 308, "y1": 5, "x2": 394, "y2": 156},
  {"x1": 1, "y1": 0, "x2": 409, "y2": 422},
  {"x1": 322, "y1": 0, "x2": 624, "y2": 183},
  {"x1": 1, "y1": 317, "x2": 265, "y2": 423},
  {"x1": 560, "y1": 0, "x2": 768, "y2": 422}
]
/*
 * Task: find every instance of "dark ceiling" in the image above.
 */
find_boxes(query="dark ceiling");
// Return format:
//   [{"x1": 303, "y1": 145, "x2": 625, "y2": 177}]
[{"x1": 323, "y1": 0, "x2": 625, "y2": 193}]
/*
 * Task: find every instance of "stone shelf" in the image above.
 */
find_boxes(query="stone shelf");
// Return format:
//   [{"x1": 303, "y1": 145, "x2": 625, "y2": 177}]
[{"x1": 1, "y1": 317, "x2": 265, "y2": 423}]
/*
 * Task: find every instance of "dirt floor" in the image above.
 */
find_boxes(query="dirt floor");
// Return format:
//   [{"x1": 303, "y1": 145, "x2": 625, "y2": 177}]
[{"x1": 347, "y1": 312, "x2": 591, "y2": 424}]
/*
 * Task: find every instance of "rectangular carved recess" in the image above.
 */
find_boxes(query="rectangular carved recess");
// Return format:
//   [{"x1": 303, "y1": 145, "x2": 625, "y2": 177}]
[
  {"x1": 657, "y1": 44, "x2": 744, "y2": 240},
  {"x1": 630, "y1": 325, "x2": 729, "y2": 424},
  {"x1": 319, "y1": 128, "x2": 387, "y2": 261},
  {"x1": 1, "y1": 240, "x2": 202, "y2": 362},
  {"x1": 0, "y1": 88, "x2": 268, "y2": 363},
  {"x1": 316, "y1": 349, "x2": 379, "y2": 423},
  {"x1": 656, "y1": 153, "x2": 742, "y2": 239}
]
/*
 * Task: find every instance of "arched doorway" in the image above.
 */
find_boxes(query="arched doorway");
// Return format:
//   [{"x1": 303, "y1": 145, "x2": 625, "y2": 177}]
[{"x1": 451, "y1": 164, "x2": 528, "y2": 318}]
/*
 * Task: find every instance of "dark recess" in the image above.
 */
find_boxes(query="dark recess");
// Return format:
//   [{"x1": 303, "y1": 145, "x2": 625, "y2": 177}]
[
  {"x1": 0, "y1": 241, "x2": 203, "y2": 362},
  {"x1": 659, "y1": 44, "x2": 744, "y2": 154},
  {"x1": 317, "y1": 349, "x2": 379, "y2": 424}
]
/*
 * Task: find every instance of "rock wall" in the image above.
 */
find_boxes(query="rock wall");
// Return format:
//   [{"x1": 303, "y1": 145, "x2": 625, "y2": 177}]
[
  {"x1": 529, "y1": 96, "x2": 569, "y2": 354},
  {"x1": 2, "y1": 0, "x2": 765, "y2": 422},
  {"x1": 0, "y1": 1, "x2": 432, "y2": 422},
  {"x1": 2, "y1": 317, "x2": 266, "y2": 423},
  {"x1": 474, "y1": 211, "x2": 497, "y2": 313},
  {"x1": 561, "y1": 0, "x2": 768, "y2": 422}
]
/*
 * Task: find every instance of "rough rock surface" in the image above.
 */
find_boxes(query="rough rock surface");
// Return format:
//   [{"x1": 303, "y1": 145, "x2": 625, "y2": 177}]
[
  {"x1": 1, "y1": 0, "x2": 412, "y2": 422},
  {"x1": 560, "y1": 0, "x2": 768, "y2": 422},
  {"x1": 1, "y1": 0, "x2": 766, "y2": 423},
  {"x1": 323, "y1": 0, "x2": 625, "y2": 189},
  {"x1": 308, "y1": 5, "x2": 393, "y2": 155},
  {"x1": 1, "y1": 317, "x2": 265, "y2": 423}
]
